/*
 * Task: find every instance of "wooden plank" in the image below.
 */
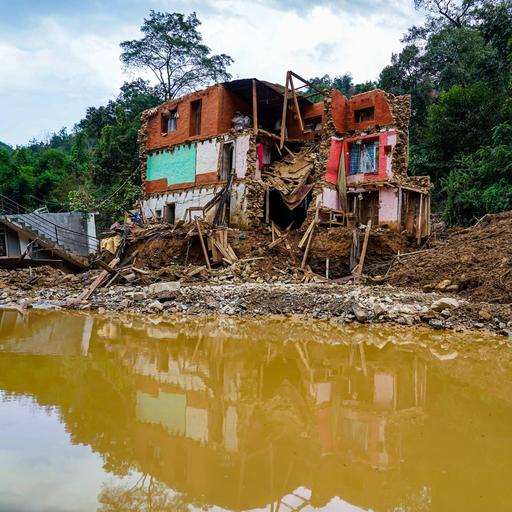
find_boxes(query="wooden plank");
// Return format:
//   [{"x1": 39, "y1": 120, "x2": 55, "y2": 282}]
[
  {"x1": 195, "y1": 219, "x2": 211, "y2": 270},
  {"x1": 353, "y1": 220, "x2": 372, "y2": 275},
  {"x1": 301, "y1": 224, "x2": 315, "y2": 270},
  {"x1": 77, "y1": 256, "x2": 120, "y2": 302},
  {"x1": 289, "y1": 75, "x2": 304, "y2": 133},
  {"x1": 95, "y1": 258, "x2": 119, "y2": 276},
  {"x1": 252, "y1": 79, "x2": 258, "y2": 135},
  {"x1": 279, "y1": 72, "x2": 290, "y2": 149},
  {"x1": 298, "y1": 218, "x2": 315, "y2": 249},
  {"x1": 212, "y1": 240, "x2": 234, "y2": 264},
  {"x1": 226, "y1": 243, "x2": 238, "y2": 261}
]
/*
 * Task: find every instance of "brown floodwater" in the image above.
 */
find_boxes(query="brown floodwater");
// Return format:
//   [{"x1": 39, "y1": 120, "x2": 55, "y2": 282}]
[{"x1": 0, "y1": 310, "x2": 511, "y2": 511}]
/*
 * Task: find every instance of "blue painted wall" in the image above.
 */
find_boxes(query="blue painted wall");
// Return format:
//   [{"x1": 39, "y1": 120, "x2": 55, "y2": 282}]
[{"x1": 147, "y1": 145, "x2": 197, "y2": 186}]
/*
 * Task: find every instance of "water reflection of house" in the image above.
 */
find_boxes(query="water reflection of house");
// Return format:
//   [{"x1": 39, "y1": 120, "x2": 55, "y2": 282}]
[{"x1": 93, "y1": 318, "x2": 427, "y2": 509}]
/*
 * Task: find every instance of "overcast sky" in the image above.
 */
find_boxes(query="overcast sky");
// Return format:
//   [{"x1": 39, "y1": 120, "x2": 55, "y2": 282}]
[{"x1": 0, "y1": 0, "x2": 424, "y2": 147}]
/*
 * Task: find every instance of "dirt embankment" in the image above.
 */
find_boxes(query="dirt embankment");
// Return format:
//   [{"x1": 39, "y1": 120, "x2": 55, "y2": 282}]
[{"x1": 387, "y1": 211, "x2": 512, "y2": 303}]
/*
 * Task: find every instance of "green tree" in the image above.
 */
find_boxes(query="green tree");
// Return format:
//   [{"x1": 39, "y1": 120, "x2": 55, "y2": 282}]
[
  {"x1": 443, "y1": 123, "x2": 512, "y2": 225},
  {"x1": 120, "y1": 11, "x2": 233, "y2": 100}
]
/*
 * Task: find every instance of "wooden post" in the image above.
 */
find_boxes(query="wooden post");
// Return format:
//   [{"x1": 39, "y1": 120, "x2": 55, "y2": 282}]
[
  {"x1": 289, "y1": 75, "x2": 304, "y2": 133},
  {"x1": 195, "y1": 218, "x2": 211, "y2": 270},
  {"x1": 301, "y1": 223, "x2": 315, "y2": 270},
  {"x1": 279, "y1": 72, "x2": 290, "y2": 149},
  {"x1": 416, "y1": 194, "x2": 423, "y2": 245},
  {"x1": 265, "y1": 190, "x2": 270, "y2": 224},
  {"x1": 252, "y1": 79, "x2": 258, "y2": 135},
  {"x1": 397, "y1": 186, "x2": 402, "y2": 232},
  {"x1": 426, "y1": 193, "x2": 431, "y2": 236},
  {"x1": 353, "y1": 220, "x2": 371, "y2": 275}
]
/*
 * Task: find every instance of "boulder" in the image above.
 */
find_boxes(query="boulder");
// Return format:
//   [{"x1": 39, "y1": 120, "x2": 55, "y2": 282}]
[
  {"x1": 145, "y1": 281, "x2": 181, "y2": 300},
  {"x1": 149, "y1": 300, "x2": 164, "y2": 312},
  {"x1": 478, "y1": 309, "x2": 492, "y2": 321},
  {"x1": 352, "y1": 304, "x2": 368, "y2": 322},
  {"x1": 431, "y1": 298, "x2": 460, "y2": 311},
  {"x1": 436, "y1": 279, "x2": 452, "y2": 291}
]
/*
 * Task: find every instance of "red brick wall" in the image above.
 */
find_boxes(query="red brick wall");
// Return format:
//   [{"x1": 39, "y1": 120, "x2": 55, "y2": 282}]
[
  {"x1": 322, "y1": 89, "x2": 394, "y2": 133},
  {"x1": 218, "y1": 89, "x2": 251, "y2": 133},
  {"x1": 146, "y1": 85, "x2": 251, "y2": 151},
  {"x1": 346, "y1": 90, "x2": 393, "y2": 131},
  {"x1": 331, "y1": 90, "x2": 349, "y2": 132}
]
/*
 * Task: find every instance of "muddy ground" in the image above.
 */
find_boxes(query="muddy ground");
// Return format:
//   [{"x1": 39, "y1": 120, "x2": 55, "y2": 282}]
[{"x1": 0, "y1": 212, "x2": 510, "y2": 335}]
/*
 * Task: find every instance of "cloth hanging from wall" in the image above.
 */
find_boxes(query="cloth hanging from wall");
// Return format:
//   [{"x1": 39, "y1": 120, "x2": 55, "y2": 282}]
[
  {"x1": 257, "y1": 143, "x2": 264, "y2": 170},
  {"x1": 325, "y1": 138, "x2": 344, "y2": 185}
]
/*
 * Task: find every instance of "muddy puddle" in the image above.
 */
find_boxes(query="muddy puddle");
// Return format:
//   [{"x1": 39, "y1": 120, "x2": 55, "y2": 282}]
[{"x1": 0, "y1": 310, "x2": 511, "y2": 511}]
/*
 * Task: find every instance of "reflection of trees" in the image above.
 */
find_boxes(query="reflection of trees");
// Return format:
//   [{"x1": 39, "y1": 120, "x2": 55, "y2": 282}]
[{"x1": 98, "y1": 475, "x2": 189, "y2": 512}]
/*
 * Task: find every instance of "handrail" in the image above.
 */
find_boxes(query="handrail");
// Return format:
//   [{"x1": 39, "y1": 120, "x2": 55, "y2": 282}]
[{"x1": 0, "y1": 193, "x2": 98, "y2": 252}]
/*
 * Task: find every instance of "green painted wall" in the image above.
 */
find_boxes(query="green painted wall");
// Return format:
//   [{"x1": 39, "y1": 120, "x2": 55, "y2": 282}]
[{"x1": 147, "y1": 145, "x2": 196, "y2": 185}]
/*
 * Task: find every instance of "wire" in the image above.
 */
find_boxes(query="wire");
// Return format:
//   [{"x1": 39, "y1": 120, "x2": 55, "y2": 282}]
[{"x1": 95, "y1": 166, "x2": 141, "y2": 210}]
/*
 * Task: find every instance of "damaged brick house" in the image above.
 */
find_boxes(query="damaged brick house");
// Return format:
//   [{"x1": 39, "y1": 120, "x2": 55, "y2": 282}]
[{"x1": 138, "y1": 71, "x2": 431, "y2": 239}]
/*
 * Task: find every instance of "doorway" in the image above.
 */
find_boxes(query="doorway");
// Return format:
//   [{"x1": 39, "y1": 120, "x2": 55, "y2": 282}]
[
  {"x1": 220, "y1": 142, "x2": 234, "y2": 180},
  {"x1": 164, "y1": 203, "x2": 176, "y2": 225}
]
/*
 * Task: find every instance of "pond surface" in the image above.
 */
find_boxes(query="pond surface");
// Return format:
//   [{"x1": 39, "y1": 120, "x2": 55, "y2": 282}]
[{"x1": 0, "y1": 310, "x2": 511, "y2": 511}]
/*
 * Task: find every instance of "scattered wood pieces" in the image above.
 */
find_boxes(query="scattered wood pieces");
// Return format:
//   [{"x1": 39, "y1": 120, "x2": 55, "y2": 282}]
[{"x1": 268, "y1": 232, "x2": 289, "y2": 249}]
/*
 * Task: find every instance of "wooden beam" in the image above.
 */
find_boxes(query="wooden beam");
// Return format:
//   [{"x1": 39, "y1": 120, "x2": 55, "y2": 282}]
[
  {"x1": 289, "y1": 70, "x2": 326, "y2": 95},
  {"x1": 301, "y1": 224, "x2": 315, "y2": 270},
  {"x1": 416, "y1": 194, "x2": 423, "y2": 245},
  {"x1": 353, "y1": 220, "x2": 372, "y2": 276},
  {"x1": 252, "y1": 79, "x2": 258, "y2": 135},
  {"x1": 195, "y1": 219, "x2": 211, "y2": 270},
  {"x1": 268, "y1": 233, "x2": 289, "y2": 249},
  {"x1": 279, "y1": 72, "x2": 290, "y2": 149},
  {"x1": 289, "y1": 75, "x2": 304, "y2": 133}
]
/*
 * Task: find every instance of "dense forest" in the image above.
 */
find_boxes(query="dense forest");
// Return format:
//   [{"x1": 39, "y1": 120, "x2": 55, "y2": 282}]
[{"x1": 0, "y1": 0, "x2": 510, "y2": 231}]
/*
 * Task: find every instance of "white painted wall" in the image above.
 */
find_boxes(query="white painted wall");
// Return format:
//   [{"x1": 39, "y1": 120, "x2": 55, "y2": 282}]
[
  {"x1": 234, "y1": 134, "x2": 250, "y2": 178},
  {"x1": 196, "y1": 140, "x2": 220, "y2": 175},
  {"x1": 142, "y1": 183, "x2": 248, "y2": 226}
]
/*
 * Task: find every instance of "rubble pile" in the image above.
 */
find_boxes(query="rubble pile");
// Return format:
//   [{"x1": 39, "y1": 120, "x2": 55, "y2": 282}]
[{"x1": 387, "y1": 211, "x2": 512, "y2": 303}]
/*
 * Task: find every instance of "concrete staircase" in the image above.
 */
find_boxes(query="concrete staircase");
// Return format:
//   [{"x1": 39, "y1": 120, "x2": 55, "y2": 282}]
[{"x1": 0, "y1": 195, "x2": 97, "y2": 269}]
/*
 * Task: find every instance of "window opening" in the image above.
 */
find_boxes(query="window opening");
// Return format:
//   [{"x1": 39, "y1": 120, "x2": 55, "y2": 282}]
[
  {"x1": 349, "y1": 140, "x2": 379, "y2": 174},
  {"x1": 220, "y1": 142, "x2": 234, "y2": 180},
  {"x1": 355, "y1": 107, "x2": 375, "y2": 123},
  {"x1": 190, "y1": 100, "x2": 202, "y2": 136}
]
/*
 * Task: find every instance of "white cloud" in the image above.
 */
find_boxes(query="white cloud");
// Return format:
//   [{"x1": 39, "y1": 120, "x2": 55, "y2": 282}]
[
  {"x1": 0, "y1": 0, "x2": 424, "y2": 145},
  {"x1": 0, "y1": 18, "x2": 130, "y2": 95}
]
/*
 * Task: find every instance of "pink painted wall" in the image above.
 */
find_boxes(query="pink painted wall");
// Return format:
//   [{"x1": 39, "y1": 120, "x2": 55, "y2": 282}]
[
  {"x1": 378, "y1": 188, "x2": 399, "y2": 223},
  {"x1": 324, "y1": 131, "x2": 397, "y2": 187},
  {"x1": 320, "y1": 188, "x2": 340, "y2": 209}
]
